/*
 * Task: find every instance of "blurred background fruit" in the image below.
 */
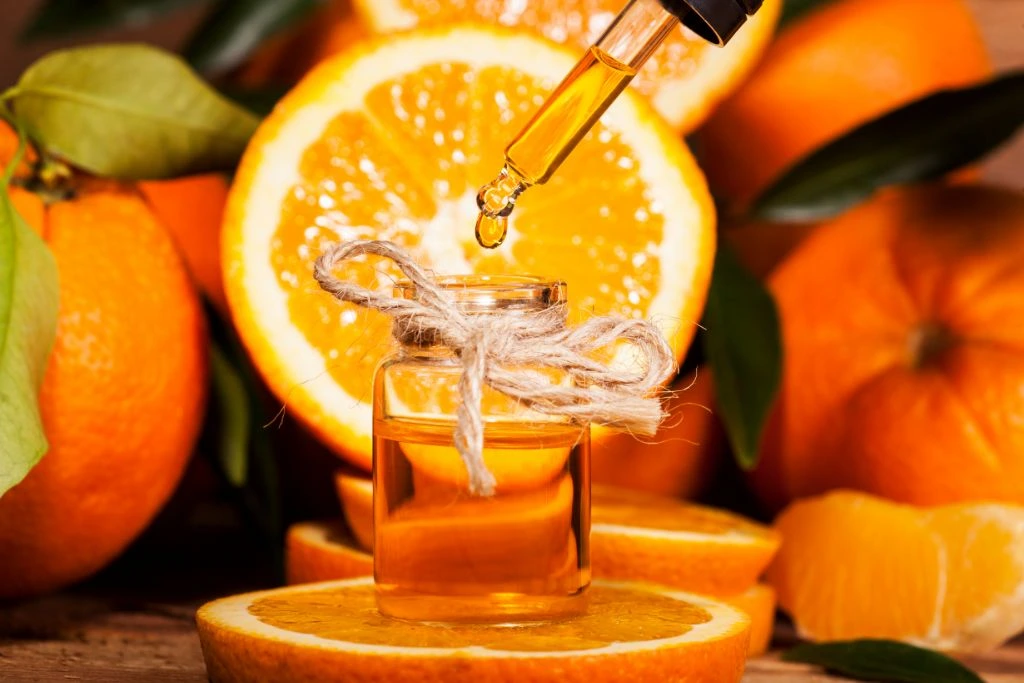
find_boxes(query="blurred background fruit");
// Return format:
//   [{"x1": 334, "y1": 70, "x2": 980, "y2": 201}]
[
  {"x1": 139, "y1": 175, "x2": 231, "y2": 312},
  {"x1": 0, "y1": 129, "x2": 208, "y2": 598},
  {"x1": 701, "y1": 0, "x2": 993, "y2": 276},
  {"x1": 592, "y1": 369, "x2": 723, "y2": 498},
  {"x1": 768, "y1": 490, "x2": 1024, "y2": 652},
  {"x1": 702, "y1": 0, "x2": 991, "y2": 207},
  {"x1": 755, "y1": 185, "x2": 1024, "y2": 510}
]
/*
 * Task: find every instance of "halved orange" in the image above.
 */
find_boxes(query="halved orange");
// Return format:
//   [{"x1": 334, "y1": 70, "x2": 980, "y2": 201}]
[
  {"x1": 591, "y1": 485, "x2": 780, "y2": 595},
  {"x1": 768, "y1": 490, "x2": 1024, "y2": 652},
  {"x1": 223, "y1": 26, "x2": 716, "y2": 472},
  {"x1": 285, "y1": 520, "x2": 373, "y2": 585},
  {"x1": 198, "y1": 577, "x2": 750, "y2": 682},
  {"x1": 352, "y1": 0, "x2": 781, "y2": 132}
]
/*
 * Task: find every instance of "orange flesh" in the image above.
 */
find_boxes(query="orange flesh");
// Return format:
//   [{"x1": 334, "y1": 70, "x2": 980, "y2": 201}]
[
  {"x1": 384, "y1": 0, "x2": 706, "y2": 100},
  {"x1": 271, "y1": 62, "x2": 667, "y2": 402},
  {"x1": 251, "y1": 584, "x2": 710, "y2": 650}
]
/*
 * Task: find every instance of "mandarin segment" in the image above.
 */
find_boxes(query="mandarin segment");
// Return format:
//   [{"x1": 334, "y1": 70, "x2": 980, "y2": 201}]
[{"x1": 768, "y1": 491, "x2": 1024, "y2": 652}]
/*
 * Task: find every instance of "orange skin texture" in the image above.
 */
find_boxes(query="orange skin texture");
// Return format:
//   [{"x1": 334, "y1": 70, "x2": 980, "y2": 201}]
[
  {"x1": 139, "y1": 175, "x2": 231, "y2": 312},
  {"x1": 0, "y1": 134, "x2": 207, "y2": 598},
  {"x1": 592, "y1": 369, "x2": 722, "y2": 499},
  {"x1": 285, "y1": 521, "x2": 373, "y2": 584},
  {"x1": 754, "y1": 186, "x2": 1024, "y2": 510},
  {"x1": 701, "y1": 0, "x2": 991, "y2": 207}
]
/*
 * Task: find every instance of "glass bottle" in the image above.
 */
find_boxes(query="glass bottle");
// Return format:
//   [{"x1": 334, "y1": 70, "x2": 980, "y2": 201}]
[{"x1": 372, "y1": 276, "x2": 591, "y2": 623}]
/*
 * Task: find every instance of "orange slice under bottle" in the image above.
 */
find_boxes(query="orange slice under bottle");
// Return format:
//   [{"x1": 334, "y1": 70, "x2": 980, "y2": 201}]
[
  {"x1": 591, "y1": 485, "x2": 781, "y2": 595},
  {"x1": 352, "y1": 0, "x2": 782, "y2": 132},
  {"x1": 197, "y1": 577, "x2": 751, "y2": 682},
  {"x1": 223, "y1": 25, "x2": 716, "y2": 473}
]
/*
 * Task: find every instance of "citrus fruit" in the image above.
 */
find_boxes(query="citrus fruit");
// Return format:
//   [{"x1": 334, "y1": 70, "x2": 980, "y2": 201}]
[
  {"x1": 723, "y1": 584, "x2": 775, "y2": 657},
  {"x1": 353, "y1": 0, "x2": 781, "y2": 132},
  {"x1": 768, "y1": 490, "x2": 1024, "y2": 652},
  {"x1": 285, "y1": 520, "x2": 373, "y2": 584},
  {"x1": 0, "y1": 131, "x2": 207, "y2": 598},
  {"x1": 592, "y1": 368, "x2": 722, "y2": 498},
  {"x1": 197, "y1": 577, "x2": 751, "y2": 682},
  {"x1": 335, "y1": 473, "x2": 374, "y2": 551},
  {"x1": 702, "y1": 0, "x2": 991, "y2": 207},
  {"x1": 591, "y1": 485, "x2": 779, "y2": 596},
  {"x1": 139, "y1": 174, "x2": 231, "y2": 312},
  {"x1": 223, "y1": 26, "x2": 716, "y2": 472},
  {"x1": 754, "y1": 185, "x2": 1024, "y2": 510}
]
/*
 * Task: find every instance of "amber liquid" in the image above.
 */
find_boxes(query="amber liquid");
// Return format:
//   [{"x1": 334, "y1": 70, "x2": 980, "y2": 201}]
[
  {"x1": 475, "y1": 46, "x2": 638, "y2": 250},
  {"x1": 374, "y1": 417, "x2": 591, "y2": 623}
]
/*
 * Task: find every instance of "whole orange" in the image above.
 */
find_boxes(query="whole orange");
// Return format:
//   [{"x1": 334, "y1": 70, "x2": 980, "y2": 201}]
[
  {"x1": 0, "y1": 132, "x2": 208, "y2": 598},
  {"x1": 702, "y1": 0, "x2": 991, "y2": 207},
  {"x1": 754, "y1": 185, "x2": 1024, "y2": 510}
]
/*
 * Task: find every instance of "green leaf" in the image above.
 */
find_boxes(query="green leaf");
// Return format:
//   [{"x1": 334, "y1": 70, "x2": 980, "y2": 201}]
[
  {"x1": 185, "y1": 0, "x2": 321, "y2": 76},
  {"x1": 5, "y1": 44, "x2": 260, "y2": 180},
  {"x1": 21, "y1": 0, "x2": 208, "y2": 40},
  {"x1": 753, "y1": 71, "x2": 1024, "y2": 222},
  {"x1": 0, "y1": 145, "x2": 60, "y2": 497},
  {"x1": 210, "y1": 341, "x2": 250, "y2": 487},
  {"x1": 783, "y1": 640, "x2": 984, "y2": 683},
  {"x1": 780, "y1": 0, "x2": 836, "y2": 26},
  {"x1": 702, "y1": 244, "x2": 781, "y2": 469}
]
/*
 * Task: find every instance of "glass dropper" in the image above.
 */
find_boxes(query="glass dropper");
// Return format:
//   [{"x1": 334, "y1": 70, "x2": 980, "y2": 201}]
[{"x1": 476, "y1": 0, "x2": 761, "y2": 249}]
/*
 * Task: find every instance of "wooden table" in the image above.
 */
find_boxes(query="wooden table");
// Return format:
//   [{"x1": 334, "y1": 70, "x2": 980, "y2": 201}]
[{"x1": 1, "y1": 523, "x2": 1021, "y2": 683}]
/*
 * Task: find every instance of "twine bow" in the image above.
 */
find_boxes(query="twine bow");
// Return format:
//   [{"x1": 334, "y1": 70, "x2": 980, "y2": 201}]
[{"x1": 314, "y1": 240, "x2": 676, "y2": 496}]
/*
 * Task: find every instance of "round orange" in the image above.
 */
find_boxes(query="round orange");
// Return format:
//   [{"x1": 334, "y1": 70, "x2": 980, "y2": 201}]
[
  {"x1": 592, "y1": 368, "x2": 722, "y2": 498},
  {"x1": 0, "y1": 129, "x2": 208, "y2": 598},
  {"x1": 702, "y1": 0, "x2": 991, "y2": 207},
  {"x1": 755, "y1": 185, "x2": 1024, "y2": 510}
]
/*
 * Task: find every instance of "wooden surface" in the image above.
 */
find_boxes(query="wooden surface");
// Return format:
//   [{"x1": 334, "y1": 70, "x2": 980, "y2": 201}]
[{"x1": 2, "y1": 590, "x2": 1023, "y2": 682}]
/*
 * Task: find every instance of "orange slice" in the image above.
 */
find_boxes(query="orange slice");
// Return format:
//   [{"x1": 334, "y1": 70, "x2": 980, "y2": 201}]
[
  {"x1": 722, "y1": 584, "x2": 775, "y2": 658},
  {"x1": 335, "y1": 473, "x2": 374, "y2": 551},
  {"x1": 223, "y1": 26, "x2": 716, "y2": 473},
  {"x1": 353, "y1": 0, "x2": 781, "y2": 132},
  {"x1": 591, "y1": 485, "x2": 780, "y2": 595},
  {"x1": 768, "y1": 490, "x2": 1024, "y2": 652},
  {"x1": 285, "y1": 521, "x2": 373, "y2": 585},
  {"x1": 198, "y1": 577, "x2": 750, "y2": 682}
]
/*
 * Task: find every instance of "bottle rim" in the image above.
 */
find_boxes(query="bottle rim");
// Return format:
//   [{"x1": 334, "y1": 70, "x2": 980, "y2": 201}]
[{"x1": 394, "y1": 275, "x2": 566, "y2": 313}]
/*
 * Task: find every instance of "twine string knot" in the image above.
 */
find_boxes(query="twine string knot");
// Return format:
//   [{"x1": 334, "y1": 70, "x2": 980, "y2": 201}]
[{"x1": 314, "y1": 240, "x2": 676, "y2": 496}]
